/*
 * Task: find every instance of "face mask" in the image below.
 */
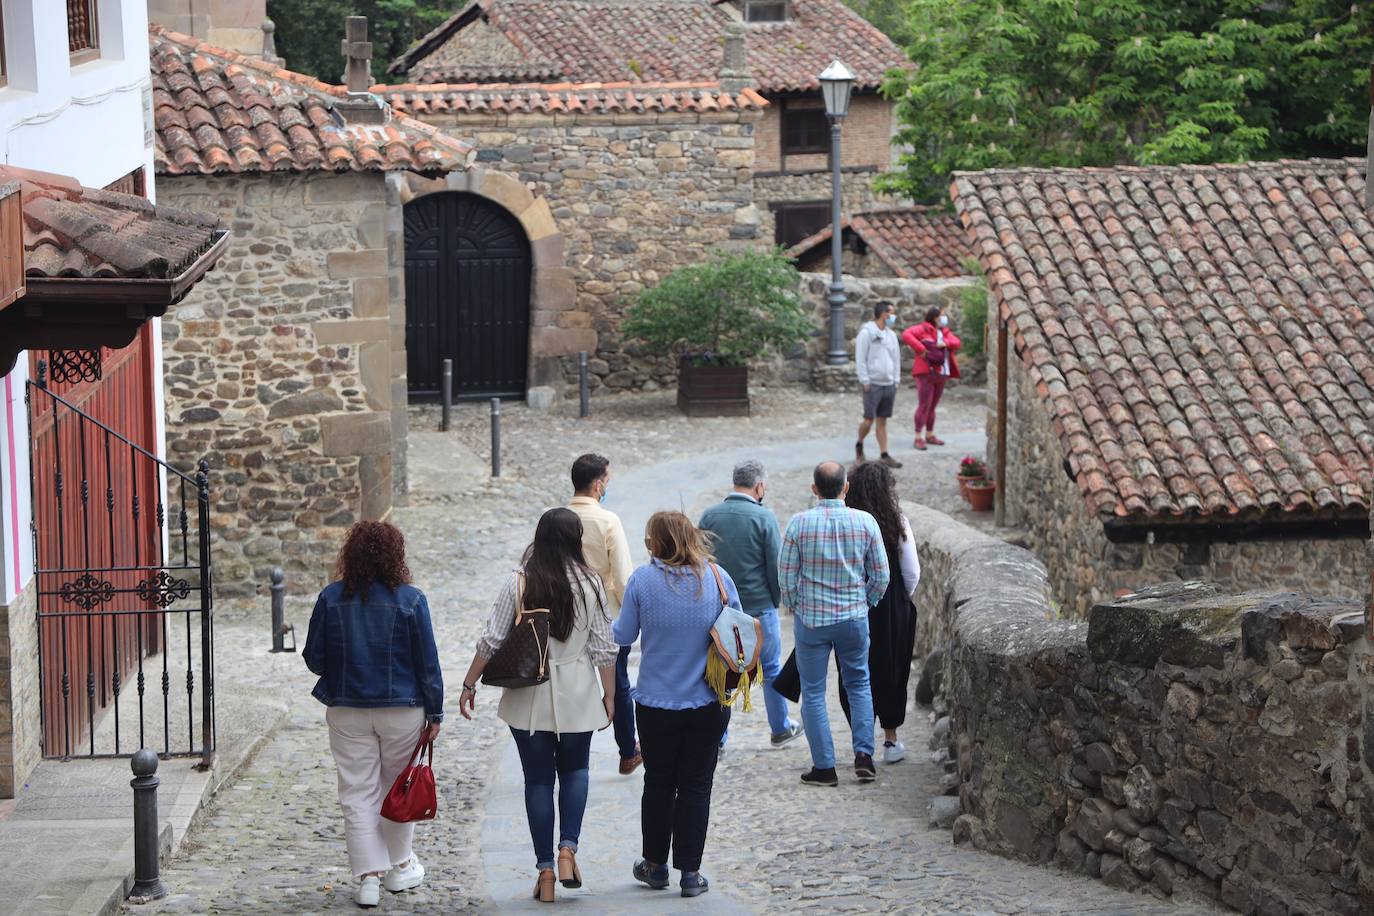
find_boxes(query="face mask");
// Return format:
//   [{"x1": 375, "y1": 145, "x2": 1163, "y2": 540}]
[
  {"x1": 939, "y1": 315, "x2": 949, "y2": 328},
  {"x1": 598, "y1": 481, "x2": 609, "y2": 503}
]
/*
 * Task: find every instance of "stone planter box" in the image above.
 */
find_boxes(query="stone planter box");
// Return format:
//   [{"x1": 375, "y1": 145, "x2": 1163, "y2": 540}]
[{"x1": 677, "y1": 359, "x2": 749, "y2": 416}]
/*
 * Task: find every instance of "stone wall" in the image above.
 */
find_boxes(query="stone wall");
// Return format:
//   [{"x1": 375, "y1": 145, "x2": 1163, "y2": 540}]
[
  {"x1": 785, "y1": 271, "x2": 974, "y2": 390},
  {"x1": 160, "y1": 172, "x2": 406, "y2": 597},
  {"x1": 987, "y1": 333, "x2": 1369, "y2": 616},
  {"x1": 415, "y1": 109, "x2": 763, "y2": 394},
  {"x1": 0, "y1": 581, "x2": 39, "y2": 798},
  {"x1": 907, "y1": 502, "x2": 1372, "y2": 914}
]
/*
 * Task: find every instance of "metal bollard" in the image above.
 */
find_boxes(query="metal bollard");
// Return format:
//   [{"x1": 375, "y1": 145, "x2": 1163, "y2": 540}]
[
  {"x1": 269, "y1": 567, "x2": 295, "y2": 653},
  {"x1": 129, "y1": 749, "x2": 168, "y2": 901},
  {"x1": 440, "y1": 358, "x2": 454, "y2": 432},
  {"x1": 490, "y1": 397, "x2": 501, "y2": 478},
  {"x1": 578, "y1": 351, "x2": 590, "y2": 419}
]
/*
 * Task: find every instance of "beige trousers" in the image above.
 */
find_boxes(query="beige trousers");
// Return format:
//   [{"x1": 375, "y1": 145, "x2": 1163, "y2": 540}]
[{"x1": 326, "y1": 706, "x2": 426, "y2": 876}]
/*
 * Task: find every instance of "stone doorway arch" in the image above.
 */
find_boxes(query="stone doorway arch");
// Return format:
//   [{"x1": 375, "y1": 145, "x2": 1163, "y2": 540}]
[{"x1": 397, "y1": 169, "x2": 582, "y2": 397}]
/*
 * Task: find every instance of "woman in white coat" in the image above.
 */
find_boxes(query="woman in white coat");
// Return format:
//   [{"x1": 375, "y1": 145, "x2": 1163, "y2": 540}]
[{"x1": 458, "y1": 508, "x2": 618, "y2": 903}]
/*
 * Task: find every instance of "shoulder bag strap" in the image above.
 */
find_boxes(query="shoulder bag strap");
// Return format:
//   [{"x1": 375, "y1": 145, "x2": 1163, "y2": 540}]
[
  {"x1": 709, "y1": 563, "x2": 728, "y2": 607},
  {"x1": 513, "y1": 571, "x2": 526, "y2": 628}
]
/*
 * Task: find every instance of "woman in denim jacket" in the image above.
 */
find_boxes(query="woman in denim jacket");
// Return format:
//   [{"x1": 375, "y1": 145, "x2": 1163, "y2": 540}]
[{"x1": 304, "y1": 521, "x2": 444, "y2": 908}]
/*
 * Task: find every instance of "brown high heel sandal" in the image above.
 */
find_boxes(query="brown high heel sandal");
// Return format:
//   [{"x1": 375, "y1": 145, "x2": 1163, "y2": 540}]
[
  {"x1": 533, "y1": 868, "x2": 556, "y2": 903},
  {"x1": 557, "y1": 847, "x2": 583, "y2": 889}
]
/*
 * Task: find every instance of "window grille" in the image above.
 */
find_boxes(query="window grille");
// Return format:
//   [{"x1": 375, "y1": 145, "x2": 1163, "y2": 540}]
[{"x1": 746, "y1": 1, "x2": 789, "y2": 22}]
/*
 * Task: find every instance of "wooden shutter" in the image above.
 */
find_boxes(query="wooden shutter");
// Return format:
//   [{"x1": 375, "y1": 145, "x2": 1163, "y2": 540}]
[{"x1": 0, "y1": 183, "x2": 23, "y2": 312}]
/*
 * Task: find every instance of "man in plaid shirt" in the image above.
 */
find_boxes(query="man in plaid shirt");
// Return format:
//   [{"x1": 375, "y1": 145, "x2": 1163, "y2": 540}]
[{"x1": 780, "y1": 461, "x2": 890, "y2": 786}]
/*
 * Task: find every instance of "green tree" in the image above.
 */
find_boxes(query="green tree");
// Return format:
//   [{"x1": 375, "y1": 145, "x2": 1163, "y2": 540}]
[
  {"x1": 266, "y1": 0, "x2": 455, "y2": 85},
  {"x1": 843, "y1": 0, "x2": 913, "y2": 44},
  {"x1": 882, "y1": 0, "x2": 1373, "y2": 203}
]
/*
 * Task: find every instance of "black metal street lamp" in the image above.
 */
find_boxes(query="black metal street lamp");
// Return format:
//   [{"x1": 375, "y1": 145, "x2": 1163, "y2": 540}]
[{"x1": 819, "y1": 59, "x2": 855, "y2": 365}]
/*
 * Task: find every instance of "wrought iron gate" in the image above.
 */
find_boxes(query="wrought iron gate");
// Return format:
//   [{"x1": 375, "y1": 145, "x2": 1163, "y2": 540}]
[{"x1": 26, "y1": 361, "x2": 214, "y2": 763}]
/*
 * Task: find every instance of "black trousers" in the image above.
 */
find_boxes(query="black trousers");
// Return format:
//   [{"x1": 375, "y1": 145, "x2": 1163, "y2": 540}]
[
  {"x1": 635, "y1": 702, "x2": 730, "y2": 873},
  {"x1": 838, "y1": 586, "x2": 917, "y2": 730}
]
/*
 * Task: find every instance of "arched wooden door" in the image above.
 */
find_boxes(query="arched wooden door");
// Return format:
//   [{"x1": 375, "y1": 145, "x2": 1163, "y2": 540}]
[{"x1": 404, "y1": 192, "x2": 531, "y2": 399}]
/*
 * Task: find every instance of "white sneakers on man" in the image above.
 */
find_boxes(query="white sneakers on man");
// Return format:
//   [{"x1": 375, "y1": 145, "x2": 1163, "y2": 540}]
[
  {"x1": 356, "y1": 875, "x2": 381, "y2": 907},
  {"x1": 882, "y1": 739, "x2": 906, "y2": 764},
  {"x1": 384, "y1": 857, "x2": 426, "y2": 892}
]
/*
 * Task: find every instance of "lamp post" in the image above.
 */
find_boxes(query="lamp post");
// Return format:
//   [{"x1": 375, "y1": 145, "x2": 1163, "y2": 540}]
[{"x1": 819, "y1": 59, "x2": 855, "y2": 365}]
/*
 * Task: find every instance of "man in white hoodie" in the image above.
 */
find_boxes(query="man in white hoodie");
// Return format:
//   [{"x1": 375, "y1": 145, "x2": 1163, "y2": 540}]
[{"x1": 854, "y1": 301, "x2": 903, "y2": 468}]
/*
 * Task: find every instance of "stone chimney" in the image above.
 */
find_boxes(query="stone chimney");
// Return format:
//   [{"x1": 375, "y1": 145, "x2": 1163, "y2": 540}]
[
  {"x1": 719, "y1": 22, "x2": 752, "y2": 94},
  {"x1": 148, "y1": 0, "x2": 267, "y2": 54}
]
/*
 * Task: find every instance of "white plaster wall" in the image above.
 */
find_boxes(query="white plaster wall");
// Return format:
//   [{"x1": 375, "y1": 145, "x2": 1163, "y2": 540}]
[{"x1": 0, "y1": 0, "x2": 159, "y2": 600}]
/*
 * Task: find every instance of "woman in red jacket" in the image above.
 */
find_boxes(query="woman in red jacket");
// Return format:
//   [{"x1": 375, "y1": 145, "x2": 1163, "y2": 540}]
[{"x1": 900, "y1": 307, "x2": 961, "y2": 450}]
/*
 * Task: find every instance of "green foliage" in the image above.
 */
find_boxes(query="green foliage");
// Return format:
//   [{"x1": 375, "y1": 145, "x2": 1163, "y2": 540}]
[
  {"x1": 881, "y1": 0, "x2": 1374, "y2": 202},
  {"x1": 266, "y1": 0, "x2": 455, "y2": 85},
  {"x1": 842, "y1": 0, "x2": 913, "y2": 44},
  {"x1": 958, "y1": 257, "x2": 988, "y2": 360},
  {"x1": 622, "y1": 250, "x2": 812, "y2": 368}
]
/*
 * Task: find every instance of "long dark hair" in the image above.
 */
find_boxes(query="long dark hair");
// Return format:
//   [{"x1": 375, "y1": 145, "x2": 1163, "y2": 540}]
[
  {"x1": 845, "y1": 462, "x2": 905, "y2": 554},
  {"x1": 335, "y1": 521, "x2": 411, "y2": 599},
  {"x1": 521, "y1": 508, "x2": 604, "y2": 641}
]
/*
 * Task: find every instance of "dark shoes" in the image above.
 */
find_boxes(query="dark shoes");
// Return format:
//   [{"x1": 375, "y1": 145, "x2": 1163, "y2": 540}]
[
  {"x1": 854, "y1": 442, "x2": 866, "y2": 464},
  {"x1": 680, "y1": 872, "x2": 710, "y2": 898},
  {"x1": 879, "y1": 453, "x2": 903, "y2": 468},
  {"x1": 855, "y1": 753, "x2": 877, "y2": 782},
  {"x1": 770, "y1": 722, "x2": 804, "y2": 747},
  {"x1": 633, "y1": 859, "x2": 670, "y2": 890},
  {"x1": 619, "y1": 747, "x2": 643, "y2": 775},
  {"x1": 800, "y1": 766, "x2": 839, "y2": 787}
]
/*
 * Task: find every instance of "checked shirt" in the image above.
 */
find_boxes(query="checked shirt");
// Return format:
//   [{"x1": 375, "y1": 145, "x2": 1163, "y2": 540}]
[{"x1": 780, "y1": 499, "x2": 890, "y2": 628}]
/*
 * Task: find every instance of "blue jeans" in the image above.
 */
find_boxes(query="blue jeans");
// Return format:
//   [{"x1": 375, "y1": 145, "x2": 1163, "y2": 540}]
[
  {"x1": 614, "y1": 645, "x2": 638, "y2": 758},
  {"x1": 720, "y1": 607, "x2": 795, "y2": 747},
  {"x1": 509, "y1": 728, "x2": 594, "y2": 870},
  {"x1": 794, "y1": 615, "x2": 873, "y2": 768}
]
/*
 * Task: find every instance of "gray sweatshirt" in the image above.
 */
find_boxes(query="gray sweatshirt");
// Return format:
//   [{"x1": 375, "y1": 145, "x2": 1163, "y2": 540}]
[{"x1": 854, "y1": 321, "x2": 900, "y2": 387}]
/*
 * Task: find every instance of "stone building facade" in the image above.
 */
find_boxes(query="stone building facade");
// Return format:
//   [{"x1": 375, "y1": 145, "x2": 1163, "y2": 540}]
[
  {"x1": 151, "y1": 27, "x2": 474, "y2": 595},
  {"x1": 908, "y1": 502, "x2": 1371, "y2": 914},
  {"x1": 383, "y1": 89, "x2": 767, "y2": 394},
  {"x1": 159, "y1": 172, "x2": 410, "y2": 596}
]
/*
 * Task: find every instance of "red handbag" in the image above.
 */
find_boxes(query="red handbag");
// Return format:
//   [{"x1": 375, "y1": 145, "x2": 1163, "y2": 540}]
[{"x1": 381, "y1": 734, "x2": 437, "y2": 822}]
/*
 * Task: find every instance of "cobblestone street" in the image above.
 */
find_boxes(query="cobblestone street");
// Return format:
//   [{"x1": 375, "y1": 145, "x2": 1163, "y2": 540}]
[{"x1": 128, "y1": 386, "x2": 1217, "y2": 914}]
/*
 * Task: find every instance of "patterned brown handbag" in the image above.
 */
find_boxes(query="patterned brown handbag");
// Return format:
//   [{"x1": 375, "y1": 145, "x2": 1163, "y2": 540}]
[{"x1": 481, "y1": 574, "x2": 551, "y2": 689}]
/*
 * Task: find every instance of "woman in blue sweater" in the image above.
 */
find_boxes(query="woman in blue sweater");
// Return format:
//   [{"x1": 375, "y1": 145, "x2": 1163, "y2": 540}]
[{"x1": 613, "y1": 511, "x2": 741, "y2": 900}]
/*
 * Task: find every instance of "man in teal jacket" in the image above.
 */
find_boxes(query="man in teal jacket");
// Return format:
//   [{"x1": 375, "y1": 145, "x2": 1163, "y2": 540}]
[{"x1": 698, "y1": 460, "x2": 803, "y2": 749}]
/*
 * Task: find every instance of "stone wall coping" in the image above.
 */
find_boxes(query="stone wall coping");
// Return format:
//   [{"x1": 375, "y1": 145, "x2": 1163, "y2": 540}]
[{"x1": 904, "y1": 502, "x2": 1081, "y2": 658}]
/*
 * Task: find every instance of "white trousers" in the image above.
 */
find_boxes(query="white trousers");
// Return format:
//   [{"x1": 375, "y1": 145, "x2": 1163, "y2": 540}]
[{"x1": 326, "y1": 706, "x2": 426, "y2": 877}]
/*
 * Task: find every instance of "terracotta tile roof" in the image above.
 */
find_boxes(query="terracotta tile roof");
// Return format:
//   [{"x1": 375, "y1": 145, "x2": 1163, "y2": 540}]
[
  {"x1": 1, "y1": 165, "x2": 222, "y2": 280},
  {"x1": 952, "y1": 157, "x2": 1374, "y2": 525},
  {"x1": 388, "y1": 0, "x2": 909, "y2": 94},
  {"x1": 378, "y1": 80, "x2": 769, "y2": 116},
  {"x1": 150, "y1": 26, "x2": 473, "y2": 175},
  {"x1": 788, "y1": 207, "x2": 974, "y2": 279}
]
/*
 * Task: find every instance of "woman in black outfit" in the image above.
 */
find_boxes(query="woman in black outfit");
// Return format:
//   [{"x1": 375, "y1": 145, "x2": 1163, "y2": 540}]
[{"x1": 836, "y1": 461, "x2": 921, "y2": 764}]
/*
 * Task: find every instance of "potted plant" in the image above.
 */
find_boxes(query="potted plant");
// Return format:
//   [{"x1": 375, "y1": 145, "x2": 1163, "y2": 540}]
[
  {"x1": 957, "y1": 456, "x2": 987, "y2": 501},
  {"x1": 966, "y1": 479, "x2": 996, "y2": 512},
  {"x1": 623, "y1": 250, "x2": 813, "y2": 416}
]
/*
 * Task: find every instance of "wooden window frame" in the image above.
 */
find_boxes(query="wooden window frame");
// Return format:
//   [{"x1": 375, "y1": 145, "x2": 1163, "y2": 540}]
[
  {"x1": 771, "y1": 200, "x2": 831, "y2": 248},
  {"x1": 68, "y1": 0, "x2": 100, "y2": 66},
  {"x1": 781, "y1": 101, "x2": 831, "y2": 156}
]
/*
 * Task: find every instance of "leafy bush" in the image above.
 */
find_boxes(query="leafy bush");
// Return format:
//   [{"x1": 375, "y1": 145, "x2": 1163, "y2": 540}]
[
  {"x1": 623, "y1": 249, "x2": 813, "y2": 367},
  {"x1": 958, "y1": 258, "x2": 988, "y2": 360}
]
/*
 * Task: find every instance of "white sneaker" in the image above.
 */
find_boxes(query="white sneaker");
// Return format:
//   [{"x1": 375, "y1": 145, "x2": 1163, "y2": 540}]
[
  {"x1": 882, "y1": 739, "x2": 906, "y2": 764},
  {"x1": 384, "y1": 857, "x2": 425, "y2": 892},
  {"x1": 356, "y1": 875, "x2": 381, "y2": 907}
]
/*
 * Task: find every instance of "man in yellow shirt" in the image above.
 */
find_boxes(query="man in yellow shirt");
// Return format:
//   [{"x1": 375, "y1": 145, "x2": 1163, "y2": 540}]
[{"x1": 567, "y1": 453, "x2": 640, "y2": 774}]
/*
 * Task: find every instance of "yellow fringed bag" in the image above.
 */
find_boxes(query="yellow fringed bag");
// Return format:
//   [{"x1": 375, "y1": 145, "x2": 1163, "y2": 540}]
[{"x1": 703, "y1": 563, "x2": 764, "y2": 710}]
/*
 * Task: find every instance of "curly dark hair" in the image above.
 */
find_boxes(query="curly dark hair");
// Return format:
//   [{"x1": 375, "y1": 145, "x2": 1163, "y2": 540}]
[
  {"x1": 845, "y1": 461, "x2": 905, "y2": 554},
  {"x1": 335, "y1": 521, "x2": 412, "y2": 598}
]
